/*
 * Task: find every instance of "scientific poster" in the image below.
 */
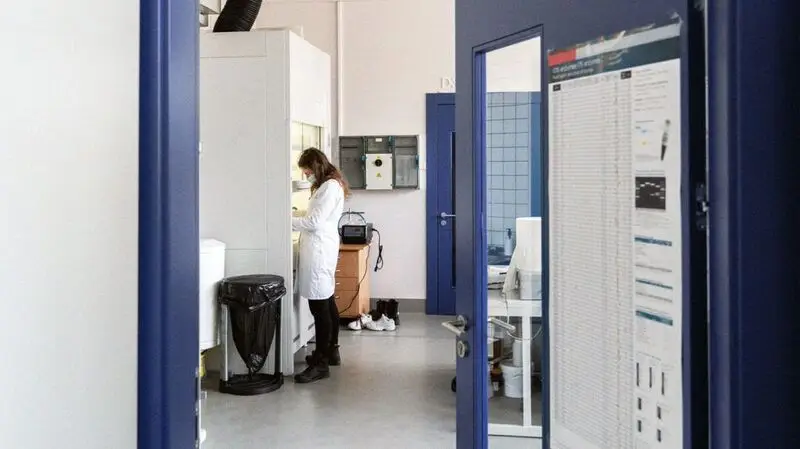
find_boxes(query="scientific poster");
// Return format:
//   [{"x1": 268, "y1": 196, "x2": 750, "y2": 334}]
[{"x1": 547, "y1": 23, "x2": 683, "y2": 449}]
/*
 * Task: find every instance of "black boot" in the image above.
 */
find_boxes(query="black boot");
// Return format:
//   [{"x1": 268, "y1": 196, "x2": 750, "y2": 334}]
[
  {"x1": 370, "y1": 299, "x2": 387, "y2": 321},
  {"x1": 305, "y1": 344, "x2": 341, "y2": 366},
  {"x1": 329, "y1": 345, "x2": 341, "y2": 366},
  {"x1": 295, "y1": 356, "x2": 330, "y2": 384},
  {"x1": 386, "y1": 299, "x2": 400, "y2": 326},
  {"x1": 304, "y1": 349, "x2": 319, "y2": 366}
]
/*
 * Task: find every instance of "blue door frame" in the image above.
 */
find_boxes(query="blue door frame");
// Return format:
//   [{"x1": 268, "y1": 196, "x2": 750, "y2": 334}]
[
  {"x1": 529, "y1": 94, "x2": 542, "y2": 217},
  {"x1": 139, "y1": 0, "x2": 199, "y2": 448},
  {"x1": 426, "y1": 93, "x2": 457, "y2": 316}
]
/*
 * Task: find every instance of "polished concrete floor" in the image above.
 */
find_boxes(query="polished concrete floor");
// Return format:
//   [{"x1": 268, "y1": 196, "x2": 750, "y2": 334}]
[{"x1": 202, "y1": 313, "x2": 542, "y2": 449}]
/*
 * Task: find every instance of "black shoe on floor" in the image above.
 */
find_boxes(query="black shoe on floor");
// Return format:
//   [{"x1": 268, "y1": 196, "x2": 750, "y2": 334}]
[
  {"x1": 386, "y1": 299, "x2": 400, "y2": 326},
  {"x1": 294, "y1": 364, "x2": 330, "y2": 384},
  {"x1": 370, "y1": 300, "x2": 388, "y2": 321},
  {"x1": 305, "y1": 345, "x2": 341, "y2": 367}
]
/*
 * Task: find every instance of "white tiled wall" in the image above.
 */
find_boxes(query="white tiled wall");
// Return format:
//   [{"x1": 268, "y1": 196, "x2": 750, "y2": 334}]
[{"x1": 487, "y1": 91, "x2": 536, "y2": 248}]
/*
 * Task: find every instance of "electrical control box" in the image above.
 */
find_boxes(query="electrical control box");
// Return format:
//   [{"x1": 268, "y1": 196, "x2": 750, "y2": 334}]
[
  {"x1": 338, "y1": 135, "x2": 420, "y2": 190},
  {"x1": 365, "y1": 153, "x2": 393, "y2": 190}
]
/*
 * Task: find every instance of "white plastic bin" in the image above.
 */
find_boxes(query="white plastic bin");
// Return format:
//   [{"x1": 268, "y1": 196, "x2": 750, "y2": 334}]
[
  {"x1": 519, "y1": 269, "x2": 542, "y2": 300},
  {"x1": 501, "y1": 361, "x2": 524, "y2": 398}
]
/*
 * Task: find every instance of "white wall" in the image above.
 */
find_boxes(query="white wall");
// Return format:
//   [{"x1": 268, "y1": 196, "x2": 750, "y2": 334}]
[
  {"x1": 340, "y1": 0, "x2": 455, "y2": 299},
  {"x1": 0, "y1": 3, "x2": 139, "y2": 449}
]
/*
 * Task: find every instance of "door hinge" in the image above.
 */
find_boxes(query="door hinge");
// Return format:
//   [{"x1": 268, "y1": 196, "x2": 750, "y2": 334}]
[{"x1": 695, "y1": 183, "x2": 709, "y2": 231}]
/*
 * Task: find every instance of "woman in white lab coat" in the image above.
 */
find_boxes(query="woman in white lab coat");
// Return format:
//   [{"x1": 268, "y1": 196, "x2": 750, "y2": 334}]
[{"x1": 292, "y1": 148, "x2": 348, "y2": 384}]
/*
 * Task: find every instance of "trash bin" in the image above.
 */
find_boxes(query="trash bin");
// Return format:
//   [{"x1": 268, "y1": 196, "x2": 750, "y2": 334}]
[{"x1": 218, "y1": 274, "x2": 286, "y2": 396}]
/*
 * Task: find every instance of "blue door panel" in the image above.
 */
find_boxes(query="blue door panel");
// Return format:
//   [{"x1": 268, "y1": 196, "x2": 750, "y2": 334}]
[
  {"x1": 707, "y1": 1, "x2": 800, "y2": 448},
  {"x1": 455, "y1": 2, "x2": 700, "y2": 449},
  {"x1": 426, "y1": 94, "x2": 457, "y2": 316},
  {"x1": 436, "y1": 105, "x2": 456, "y2": 315}
]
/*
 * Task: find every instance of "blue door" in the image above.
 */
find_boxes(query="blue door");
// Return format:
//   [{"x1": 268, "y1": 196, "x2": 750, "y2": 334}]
[
  {"x1": 426, "y1": 93, "x2": 457, "y2": 316},
  {"x1": 454, "y1": 1, "x2": 707, "y2": 448}
]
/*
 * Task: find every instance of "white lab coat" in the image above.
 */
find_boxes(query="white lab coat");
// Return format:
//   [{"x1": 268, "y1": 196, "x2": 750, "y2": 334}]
[{"x1": 292, "y1": 179, "x2": 345, "y2": 300}]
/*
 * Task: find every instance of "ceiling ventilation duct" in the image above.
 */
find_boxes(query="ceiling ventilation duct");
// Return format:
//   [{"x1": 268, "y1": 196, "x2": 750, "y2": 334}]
[{"x1": 213, "y1": 0, "x2": 263, "y2": 32}]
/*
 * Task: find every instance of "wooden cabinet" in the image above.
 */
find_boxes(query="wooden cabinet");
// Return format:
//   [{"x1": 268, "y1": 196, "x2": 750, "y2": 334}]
[{"x1": 334, "y1": 243, "x2": 371, "y2": 318}]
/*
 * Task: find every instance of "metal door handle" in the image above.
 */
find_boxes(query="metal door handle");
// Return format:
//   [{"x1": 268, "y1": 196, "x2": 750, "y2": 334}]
[
  {"x1": 440, "y1": 212, "x2": 456, "y2": 219},
  {"x1": 488, "y1": 317, "x2": 516, "y2": 332},
  {"x1": 441, "y1": 315, "x2": 468, "y2": 337}
]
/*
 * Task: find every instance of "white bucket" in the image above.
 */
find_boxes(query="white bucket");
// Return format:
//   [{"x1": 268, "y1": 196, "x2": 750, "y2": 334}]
[
  {"x1": 512, "y1": 340, "x2": 523, "y2": 367},
  {"x1": 519, "y1": 269, "x2": 542, "y2": 300},
  {"x1": 501, "y1": 361, "x2": 524, "y2": 398}
]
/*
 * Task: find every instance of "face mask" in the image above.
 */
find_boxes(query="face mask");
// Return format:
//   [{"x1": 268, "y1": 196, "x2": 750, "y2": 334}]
[{"x1": 307, "y1": 174, "x2": 316, "y2": 183}]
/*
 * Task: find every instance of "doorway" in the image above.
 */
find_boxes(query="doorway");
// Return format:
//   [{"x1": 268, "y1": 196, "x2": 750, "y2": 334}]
[
  {"x1": 427, "y1": 89, "x2": 543, "y2": 319},
  {"x1": 426, "y1": 93, "x2": 457, "y2": 316}
]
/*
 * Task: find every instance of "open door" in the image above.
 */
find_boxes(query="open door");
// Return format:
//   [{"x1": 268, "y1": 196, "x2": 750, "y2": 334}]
[{"x1": 453, "y1": 1, "x2": 707, "y2": 448}]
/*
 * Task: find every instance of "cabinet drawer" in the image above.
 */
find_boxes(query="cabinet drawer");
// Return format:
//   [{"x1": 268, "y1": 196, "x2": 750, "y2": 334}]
[
  {"x1": 336, "y1": 251, "x2": 364, "y2": 276},
  {"x1": 335, "y1": 277, "x2": 361, "y2": 292},
  {"x1": 333, "y1": 289, "x2": 358, "y2": 314},
  {"x1": 333, "y1": 289, "x2": 369, "y2": 317}
]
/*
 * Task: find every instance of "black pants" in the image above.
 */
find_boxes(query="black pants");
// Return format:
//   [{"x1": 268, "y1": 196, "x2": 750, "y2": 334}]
[{"x1": 308, "y1": 295, "x2": 340, "y2": 359}]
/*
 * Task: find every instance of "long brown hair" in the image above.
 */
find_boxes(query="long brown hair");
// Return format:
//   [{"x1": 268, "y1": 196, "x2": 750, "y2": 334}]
[{"x1": 297, "y1": 147, "x2": 351, "y2": 197}]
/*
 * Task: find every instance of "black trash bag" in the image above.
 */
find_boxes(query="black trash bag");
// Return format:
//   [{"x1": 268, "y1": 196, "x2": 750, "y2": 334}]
[{"x1": 218, "y1": 275, "x2": 286, "y2": 375}]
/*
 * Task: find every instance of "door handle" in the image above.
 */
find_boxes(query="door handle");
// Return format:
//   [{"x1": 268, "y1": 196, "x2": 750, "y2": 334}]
[
  {"x1": 488, "y1": 317, "x2": 516, "y2": 332},
  {"x1": 441, "y1": 315, "x2": 468, "y2": 337},
  {"x1": 440, "y1": 212, "x2": 456, "y2": 219}
]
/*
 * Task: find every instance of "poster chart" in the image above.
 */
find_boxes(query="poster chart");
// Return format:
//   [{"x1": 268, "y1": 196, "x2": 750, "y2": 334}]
[{"x1": 547, "y1": 23, "x2": 683, "y2": 449}]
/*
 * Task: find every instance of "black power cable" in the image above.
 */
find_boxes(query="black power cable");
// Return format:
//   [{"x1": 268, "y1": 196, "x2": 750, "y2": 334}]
[{"x1": 372, "y1": 228, "x2": 384, "y2": 272}]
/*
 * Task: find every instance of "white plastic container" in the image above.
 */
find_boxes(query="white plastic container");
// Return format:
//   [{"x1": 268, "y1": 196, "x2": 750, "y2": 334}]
[
  {"x1": 199, "y1": 239, "x2": 226, "y2": 351},
  {"x1": 512, "y1": 340, "x2": 523, "y2": 367},
  {"x1": 519, "y1": 269, "x2": 542, "y2": 300},
  {"x1": 501, "y1": 361, "x2": 524, "y2": 398},
  {"x1": 488, "y1": 265, "x2": 508, "y2": 285}
]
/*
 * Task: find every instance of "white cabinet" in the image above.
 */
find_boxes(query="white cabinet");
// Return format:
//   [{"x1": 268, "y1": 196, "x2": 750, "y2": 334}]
[
  {"x1": 199, "y1": 29, "x2": 332, "y2": 375},
  {"x1": 199, "y1": 239, "x2": 226, "y2": 351}
]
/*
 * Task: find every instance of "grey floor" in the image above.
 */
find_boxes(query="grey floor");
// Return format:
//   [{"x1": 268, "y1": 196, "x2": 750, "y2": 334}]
[{"x1": 202, "y1": 313, "x2": 541, "y2": 449}]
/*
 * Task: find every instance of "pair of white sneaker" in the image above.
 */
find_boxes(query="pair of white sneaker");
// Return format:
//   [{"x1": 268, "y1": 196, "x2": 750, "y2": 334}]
[{"x1": 348, "y1": 313, "x2": 396, "y2": 332}]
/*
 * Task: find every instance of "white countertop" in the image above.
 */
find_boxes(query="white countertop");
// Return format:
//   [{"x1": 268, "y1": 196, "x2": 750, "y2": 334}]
[{"x1": 488, "y1": 289, "x2": 542, "y2": 318}]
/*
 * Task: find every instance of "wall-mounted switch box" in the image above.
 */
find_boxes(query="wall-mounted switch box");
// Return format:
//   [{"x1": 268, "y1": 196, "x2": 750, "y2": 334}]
[
  {"x1": 365, "y1": 154, "x2": 393, "y2": 190},
  {"x1": 339, "y1": 135, "x2": 419, "y2": 191}
]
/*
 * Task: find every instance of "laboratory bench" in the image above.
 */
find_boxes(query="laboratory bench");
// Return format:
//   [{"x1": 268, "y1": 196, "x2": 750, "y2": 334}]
[{"x1": 488, "y1": 289, "x2": 543, "y2": 438}]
